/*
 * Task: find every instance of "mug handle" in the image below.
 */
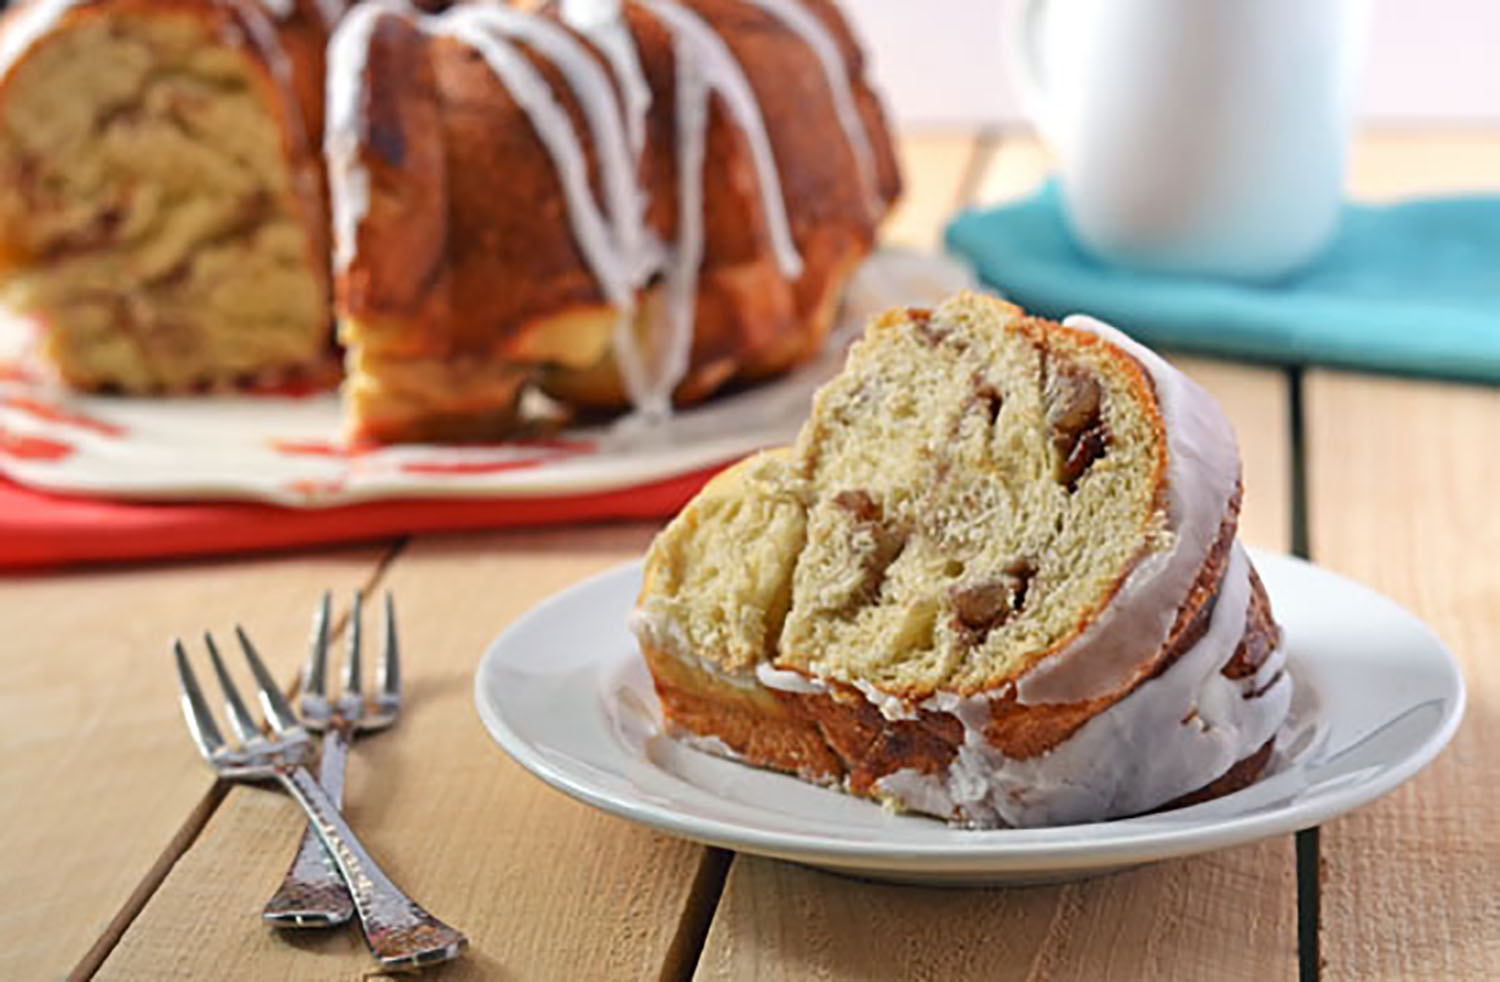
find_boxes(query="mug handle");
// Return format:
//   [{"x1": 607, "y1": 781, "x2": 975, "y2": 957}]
[{"x1": 1004, "y1": 0, "x2": 1060, "y2": 146}]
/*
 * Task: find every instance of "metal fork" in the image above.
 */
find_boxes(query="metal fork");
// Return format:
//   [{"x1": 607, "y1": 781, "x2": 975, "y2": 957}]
[
  {"x1": 172, "y1": 628, "x2": 466, "y2": 970},
  {"x1": 263, "y1": 591, "x2": 400, "y2": 928}
]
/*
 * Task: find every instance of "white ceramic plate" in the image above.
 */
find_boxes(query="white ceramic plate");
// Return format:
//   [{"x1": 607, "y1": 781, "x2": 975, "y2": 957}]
[
  {"x1": 474, "y1": 549, "x2": 1465, "y2": 886},
  {"x1": 0, "y1": 250, "x2": 972, "y2": 506}
]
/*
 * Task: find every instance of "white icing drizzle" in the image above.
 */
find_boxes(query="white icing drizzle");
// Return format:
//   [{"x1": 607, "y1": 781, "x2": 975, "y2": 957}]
[
  {"x1": 458, "y1": 6, "x2": 651, "y2": 271},
  {"x1": 313, "y1": 0, "x2": 349, "y2": 28},
  {"x1": 627, "y1": 0, "x2": 807, "y2": 416},
  {"x1": 745, "y1": 0, "x2": 880, "y2": 218},
  {"x1": 325, "y1": 0, "x2": 395, "y2": 271},
  {"x1": 668, "y1": 727, "x2": 748, "y2": 762},
  {"x1": 639, "y1": 0, "x2": 802, "y2": 279},
  {"x1": 262, "y1": 0, "x2": 349, "y2": 28},
  {"x1": 0, "y1": 0, "x2": 87, "y2": 77},
  {"x1": 877, "y1": 544, "x2": 1291, "y2": 827},
  {"x1": 647, "y1": 312, "x2": 1274, "y2": 826},
  {"x1": 443, "y1": 16, "x2": 633, "y2": 307},
  {"x1": 1011, "y1": 313, "x2": 1243, "y2": 705},
  {"x1": 456, "y1": 6, "x2": 663, "y2": 412},
  {"x1": 754, "y1": 661, "x2": 825, "y2": 694},
  {"x1": 224, "y1": 0, "x2": 297, "y2": 119},
  {"x1": 323, "y1": 0, "x2": 811, "y2": 422},
  {"x1": 561, "y1": 0, "x2": 651, "y2": 158},
  {"x1": 853, "y1": 678, "x2": 920, "y2": 721},
  {"x1": 646, "y1": 23, "x2": 709, "y2": 420}
]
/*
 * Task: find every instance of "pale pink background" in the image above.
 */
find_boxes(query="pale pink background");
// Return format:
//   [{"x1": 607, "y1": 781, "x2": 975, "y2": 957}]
[{"x1": 848, "y1": 0, "x2": 1498, "y2": 128}]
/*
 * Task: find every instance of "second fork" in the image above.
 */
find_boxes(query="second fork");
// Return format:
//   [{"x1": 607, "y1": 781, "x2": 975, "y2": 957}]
[{"x1": 262, "y1": 590, "x2": 401, "y2": 927}]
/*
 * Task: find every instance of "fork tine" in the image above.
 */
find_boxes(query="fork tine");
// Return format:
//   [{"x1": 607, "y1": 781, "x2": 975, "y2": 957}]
[
  {"x1": 204, "y1": 632, "x2": 260, "y2": 743},
  {"x1": 173, "y1": 638, "x2": 225, "y2": 760},
  {"x1": 304, "y1": 590, "x2": 332, "y2": 699},
  {"x1": 344, "y1": 590, "x2": 364, "y2": 696},
  {"x1": 234, "y1": 624, "x2": 301, "y2": 734},
  {"x1": 378, "y1": 591, "x2": 400, "y2": 700}
]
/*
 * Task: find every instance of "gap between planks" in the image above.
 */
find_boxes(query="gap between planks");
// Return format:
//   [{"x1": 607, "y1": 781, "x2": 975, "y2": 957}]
[
  {"x1": 70, "y1": 539, "x2": 410, "y2": 982},
  {"x1": 1286, "y1": 367, "x2": 1321, "y2": 982},
  {"x1": 661, "y1": 849, "x2": 736, "y2": 982}
]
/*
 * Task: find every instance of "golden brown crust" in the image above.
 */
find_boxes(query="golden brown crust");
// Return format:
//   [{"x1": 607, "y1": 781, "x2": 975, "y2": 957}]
[
  {"x1": 773, "y1": 680, "x2": 962, "y2": 792},
  {"x1": 340, "y1": 0, "x2": 902, "y2": 442},
  {"x1": 336, "y1": 9, "x2": 452, "y2": 346},
  {"x1": 643, "y1": 636, "x2": 845, "y2": 785}
]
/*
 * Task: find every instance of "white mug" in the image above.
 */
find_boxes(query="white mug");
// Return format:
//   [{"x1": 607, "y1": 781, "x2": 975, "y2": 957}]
[{"x1": 1006, "y1": 0, "x2": 1370, "y2": 280}]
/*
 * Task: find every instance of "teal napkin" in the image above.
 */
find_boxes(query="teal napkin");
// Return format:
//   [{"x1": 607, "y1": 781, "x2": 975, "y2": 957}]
[{"x1": 945, "y1": 182, "x2": 1500, "y2": 382}]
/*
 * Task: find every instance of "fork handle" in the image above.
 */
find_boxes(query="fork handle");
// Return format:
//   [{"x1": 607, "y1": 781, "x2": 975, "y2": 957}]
[
  {"x1": 262, "y1": 727, "x2": 356, "y2": 927},
  {"x1": 276, "y1": 763, "x2": 467, "y2": 969}
]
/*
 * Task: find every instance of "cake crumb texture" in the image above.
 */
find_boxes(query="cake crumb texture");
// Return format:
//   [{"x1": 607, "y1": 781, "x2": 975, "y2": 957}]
[
  {"x1": 638, "y1": 291, "x2": 1171, "y2": 699},
  {"x1": 0, "y1": 5, "x2": 328, "y2": 391}
]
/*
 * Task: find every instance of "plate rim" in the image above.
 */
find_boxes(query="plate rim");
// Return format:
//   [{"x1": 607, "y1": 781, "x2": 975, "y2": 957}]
[{"x1": 473, "y1": 548, "x2": 1466, "y2": 872}]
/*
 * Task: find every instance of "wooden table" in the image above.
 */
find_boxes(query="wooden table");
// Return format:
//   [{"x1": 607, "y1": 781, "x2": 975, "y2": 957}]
[{"x1": 4, "y1": 131, "x2": 1497, "y2": 982}]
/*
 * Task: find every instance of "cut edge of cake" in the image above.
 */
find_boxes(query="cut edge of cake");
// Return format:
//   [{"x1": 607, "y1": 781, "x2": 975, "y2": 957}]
[{"x1": 631, "y1": 292, "x2": 1293, "y2": 827}]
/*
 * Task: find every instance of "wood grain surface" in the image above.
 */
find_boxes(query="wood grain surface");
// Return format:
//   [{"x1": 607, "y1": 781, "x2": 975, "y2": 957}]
[
  {"x1": 0, "y1": 548, "x2": 388, "y2": 981},
  {"x1": 698, "y1": 842, "x2": 1296, "y2": 982},
  {"x1": 883, "y1": 133, "x2": 985, "y2": 250},
  {"x1": 94, "y1": 525, "x2": 731, "y2": 982},
  {"x1": 1347, "y1": 131, "x2": 1500, "y2": 201},
  {"x1": 1306, "y1": 134, "x2": 1500, "y2": 981},
  {"x1": 1306, "y1": 374, "x2": 1500, "y2": 980}
]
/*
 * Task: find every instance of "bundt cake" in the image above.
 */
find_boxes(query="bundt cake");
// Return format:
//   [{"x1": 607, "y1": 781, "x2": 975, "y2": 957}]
[
  {"x1": 0, "y1": 0, "x2": 898, "y2": 440},
  {"x1": 0, "y1": 0, "x2": 339, "y2": 391},
  {"x1": 631, "y1": 292, "x2": 1292, "y2": 827},
  {"x1": 326, "y1": 0, "x2": 900, "y2": 441}
]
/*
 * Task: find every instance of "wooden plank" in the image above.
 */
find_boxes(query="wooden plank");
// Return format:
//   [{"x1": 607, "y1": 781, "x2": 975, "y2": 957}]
[
  {"x1": 972, "y1": 130, "x2": 1500, "y2": 206},
  {"x1": 1307, "y1": 131, "x2": 1500, "y2": 980},
  {"x1": 882, "y1": 132, "x2": 983, "y2": 250},
  {"x1": 971, "y1": 130, "x2": 1054, "y2": 205},
  {"x1": 1305, "y1": 373, "x2": 1500, "y2": 980},
  {"x1": 1347, "y1": 131, "x2": 1500, "y2": 200},
  {"x1": 0, "y1": 547, "x2": 389, "y2": 982},
  {"x1": 699, "y1": 843, "x2": 1295, "y2": 982},
  {"x1": 96, "y1": 524, "x2": 734, "y2": 982},
  {"x1": 698, "y1": 130, "x2": 1297, "y2": 981}
]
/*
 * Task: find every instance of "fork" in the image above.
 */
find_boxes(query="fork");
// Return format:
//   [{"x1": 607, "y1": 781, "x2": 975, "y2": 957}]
[
  {"x1": 173, "y1": 627, "x2": 467, "y2": 970},
  {"x1": 263, "y1": 591, "x2": 400, "y2": 928}
]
